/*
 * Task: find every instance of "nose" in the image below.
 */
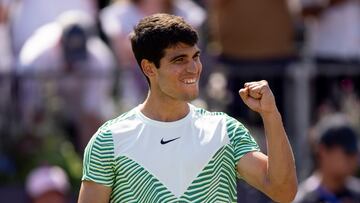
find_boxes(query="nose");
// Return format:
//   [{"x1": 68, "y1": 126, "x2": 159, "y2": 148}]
[{"x1": 186, "y1": 59, "x2": 201, "y2": 73}]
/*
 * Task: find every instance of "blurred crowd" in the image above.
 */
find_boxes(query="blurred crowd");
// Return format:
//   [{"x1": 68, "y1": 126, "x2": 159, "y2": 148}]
[{"x1": 0, "y1": 0, "x2": 359, "y2": 202}]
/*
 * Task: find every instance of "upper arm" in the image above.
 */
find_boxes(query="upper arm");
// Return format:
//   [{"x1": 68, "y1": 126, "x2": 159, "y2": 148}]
[
  {"x1": 82, "y1": 129, "x2": 115, "y2": 187},
  {"x1": 237, "y1": 151, "x2": 270, "y2": 194},
  {"x1": 79, "y1": 127, "x2": 115, "y2": 203},
  {"x1": 78, "y1": 180, "x2": 112, "y2": 203}
]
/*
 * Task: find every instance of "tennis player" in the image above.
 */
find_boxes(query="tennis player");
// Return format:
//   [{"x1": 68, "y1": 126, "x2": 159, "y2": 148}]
[{"x1": 78, "y1": 13, "x2": 297, "y2": 203}]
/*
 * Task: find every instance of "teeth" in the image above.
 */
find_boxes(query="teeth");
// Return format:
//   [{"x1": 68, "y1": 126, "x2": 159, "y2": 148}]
[{"x1": 183, "y1": 79, "x2": 196, "y2": 84}]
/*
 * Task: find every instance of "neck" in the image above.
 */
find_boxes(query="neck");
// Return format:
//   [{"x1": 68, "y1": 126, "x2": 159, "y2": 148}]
[{"x1": 140, "y1": 91, "x2": 190, "y2": 122}]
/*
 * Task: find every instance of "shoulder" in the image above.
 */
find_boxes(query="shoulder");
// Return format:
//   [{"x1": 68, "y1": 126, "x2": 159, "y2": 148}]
[
  {"x1": 86, "y1": 109, "x2": 139, "y2": 150},
  {"x1": 191, "y1": 104, "x2": 246, "y2": 127},
  {"x1": 192, "y1": 105, "x2": 226, "y2": 117},
  {"x1": 191, "y1": 105, "x2": 229, "y2": 126},
  {"x1": 100, "y1": 107, "x2": 138, "y2": 129},
  {"x1": 94, "y1": 107, "x2": 145, "y2": 140},
  {"x1": 190, "y1": 104, "x2": 249, "y2": 136}
]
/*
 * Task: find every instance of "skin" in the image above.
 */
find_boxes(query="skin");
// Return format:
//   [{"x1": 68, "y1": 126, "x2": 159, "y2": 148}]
[
  {"x1": 140, "y1": 43, "x2": 202, "y2": 121},
  {"x1": 78, "y1": 43, "x2": 297, "y2": 203},
  {"x1": 238, "y1": 80, "x2": 297, "y2": 202},
  {"x1": 78, "y1": 180, "x2": 111, "y2": 203}
]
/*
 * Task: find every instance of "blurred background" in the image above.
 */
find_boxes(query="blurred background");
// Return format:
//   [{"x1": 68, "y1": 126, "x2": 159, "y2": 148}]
[{"x1": 0, "y1": 0, "x2": 359, "y2": 202}]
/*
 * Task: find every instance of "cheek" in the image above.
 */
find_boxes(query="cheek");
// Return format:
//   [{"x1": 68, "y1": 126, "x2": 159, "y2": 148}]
[
  {"x1": 157, "y1": 71, "x2": 178, "y2": 90},
  {"x1": 197, "y1": 61, "x2": 203, "y2": 73}
]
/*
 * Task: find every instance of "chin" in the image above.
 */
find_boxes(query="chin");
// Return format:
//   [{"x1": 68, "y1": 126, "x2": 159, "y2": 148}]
[{"x1": 182, "y1": 92, "x2": 199, "y2": 101}]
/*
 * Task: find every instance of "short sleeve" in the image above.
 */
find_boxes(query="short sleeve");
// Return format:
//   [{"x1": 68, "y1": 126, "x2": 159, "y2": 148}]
[
  {"x1": 225, "y1": 115, "x2": 260, "y2": 164},
  {"x1": 82, "y1": 129, "x2": 115, "y2": 187}
]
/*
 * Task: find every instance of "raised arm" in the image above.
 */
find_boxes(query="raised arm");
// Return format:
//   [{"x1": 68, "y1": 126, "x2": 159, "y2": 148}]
[{"x1": 237, "y1": 80, "x2": 297, "y2": 202}]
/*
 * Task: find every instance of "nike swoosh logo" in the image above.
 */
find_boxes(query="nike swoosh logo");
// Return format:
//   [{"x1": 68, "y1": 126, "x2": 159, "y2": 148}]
[{"x1": 160, "y1": 137, "x2": 180, "y2": 145}]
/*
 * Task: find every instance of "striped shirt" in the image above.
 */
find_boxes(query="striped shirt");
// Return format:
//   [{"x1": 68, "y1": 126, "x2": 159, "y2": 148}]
[{"x1": 82, "y1": 104, "x2": 259, "y2": 202}]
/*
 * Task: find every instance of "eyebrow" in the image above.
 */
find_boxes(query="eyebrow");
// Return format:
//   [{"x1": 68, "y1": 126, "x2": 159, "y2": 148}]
[{"x1": 169, "y1": 50, "x2": 201, "y2": 62}]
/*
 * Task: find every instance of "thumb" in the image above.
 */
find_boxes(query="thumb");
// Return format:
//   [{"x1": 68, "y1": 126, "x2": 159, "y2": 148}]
[{"x1": 239, "y1": 87, "x2": 248, "y2": 103}]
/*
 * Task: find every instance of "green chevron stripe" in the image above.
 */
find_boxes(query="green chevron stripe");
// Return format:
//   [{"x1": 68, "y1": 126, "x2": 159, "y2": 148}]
[
  {"x1": 181, "y1": 146, "x2": 237, "y2": 203},
  {"x1": 106, "y1": 144, "x2": 239, "y2": 203},
  {"x1": 225, "y1": 115, "x2": 260, "y2": 160},
  {"x1": 109, "y1": 156, "x2": 176, "y2": 203},
  {"x1": 83, "y1": 106, "x2": 260, "y2": 202},
  {"x1": 82, "y1": 129, "x2": 115, "y2": 186}
]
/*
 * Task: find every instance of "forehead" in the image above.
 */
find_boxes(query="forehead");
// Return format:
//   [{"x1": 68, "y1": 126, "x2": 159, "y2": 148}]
[{"x1": 163, "y1": 43, "x2": 199, "y2": 58}]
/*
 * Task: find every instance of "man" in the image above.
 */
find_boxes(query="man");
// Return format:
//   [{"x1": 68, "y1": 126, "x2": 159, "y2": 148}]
[
  {"x1": 78, "y1": 13, "x2": 297, "y2": 203},
  {"x1": 99, "y1": 0, "x2": 206, "y2": 109},
  {"x1": 295, "y1": 124, "x2": 360, "y2": 203}
]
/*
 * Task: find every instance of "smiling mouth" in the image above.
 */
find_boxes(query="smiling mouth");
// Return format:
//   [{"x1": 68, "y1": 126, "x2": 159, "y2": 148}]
[{"x1": 182, "y1": 78, "x2": 197, "y2": 84}]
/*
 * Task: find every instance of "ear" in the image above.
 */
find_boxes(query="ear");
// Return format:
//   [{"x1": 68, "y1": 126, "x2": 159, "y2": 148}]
[{"x1": 141, "y1": 59, "x2": 157, "y2": 78}]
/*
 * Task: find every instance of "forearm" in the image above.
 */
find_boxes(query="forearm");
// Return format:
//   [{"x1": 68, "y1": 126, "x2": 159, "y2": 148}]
[
  {"x1": 238, "y1": 80, "x2": 297, "y2": 201},
  {"x1": 261, "y1": 111, "x2": 297, "y2": 202}
]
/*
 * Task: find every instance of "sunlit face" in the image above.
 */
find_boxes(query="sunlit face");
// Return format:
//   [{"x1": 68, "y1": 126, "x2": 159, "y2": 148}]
[{"x1": 150, "y1": 43, "x2": 202, "y2": 102}]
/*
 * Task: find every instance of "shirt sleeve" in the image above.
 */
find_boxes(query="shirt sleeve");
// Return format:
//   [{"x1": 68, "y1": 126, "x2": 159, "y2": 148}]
[
  {"x1": 82, "y1": 128, "x2": 115, "y2": 187},
  {"x1": 225, "y1": 115, "x2": 260, "y2": 164}
]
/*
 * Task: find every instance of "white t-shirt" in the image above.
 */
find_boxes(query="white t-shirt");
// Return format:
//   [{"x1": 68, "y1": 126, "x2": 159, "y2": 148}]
[{"x1": 82, "y1": 104, "x2": 260, "y2": 202}]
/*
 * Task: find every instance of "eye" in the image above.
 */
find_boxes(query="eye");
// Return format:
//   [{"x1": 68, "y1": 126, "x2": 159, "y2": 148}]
[
  {"x1": 193, "y1": 53, "x2": 200, "y2": 61},
  {"x1": 193, "y1": 53, "x2": 200, "y2": 63},
  {"x1": 174, "y1": 57, "x2": 186, "y2": 64}
]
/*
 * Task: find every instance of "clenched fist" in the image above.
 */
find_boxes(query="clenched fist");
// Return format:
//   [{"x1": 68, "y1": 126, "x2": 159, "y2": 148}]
[{"x1": 239, "y1": 80, "x2": 278, "y2": 116}]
